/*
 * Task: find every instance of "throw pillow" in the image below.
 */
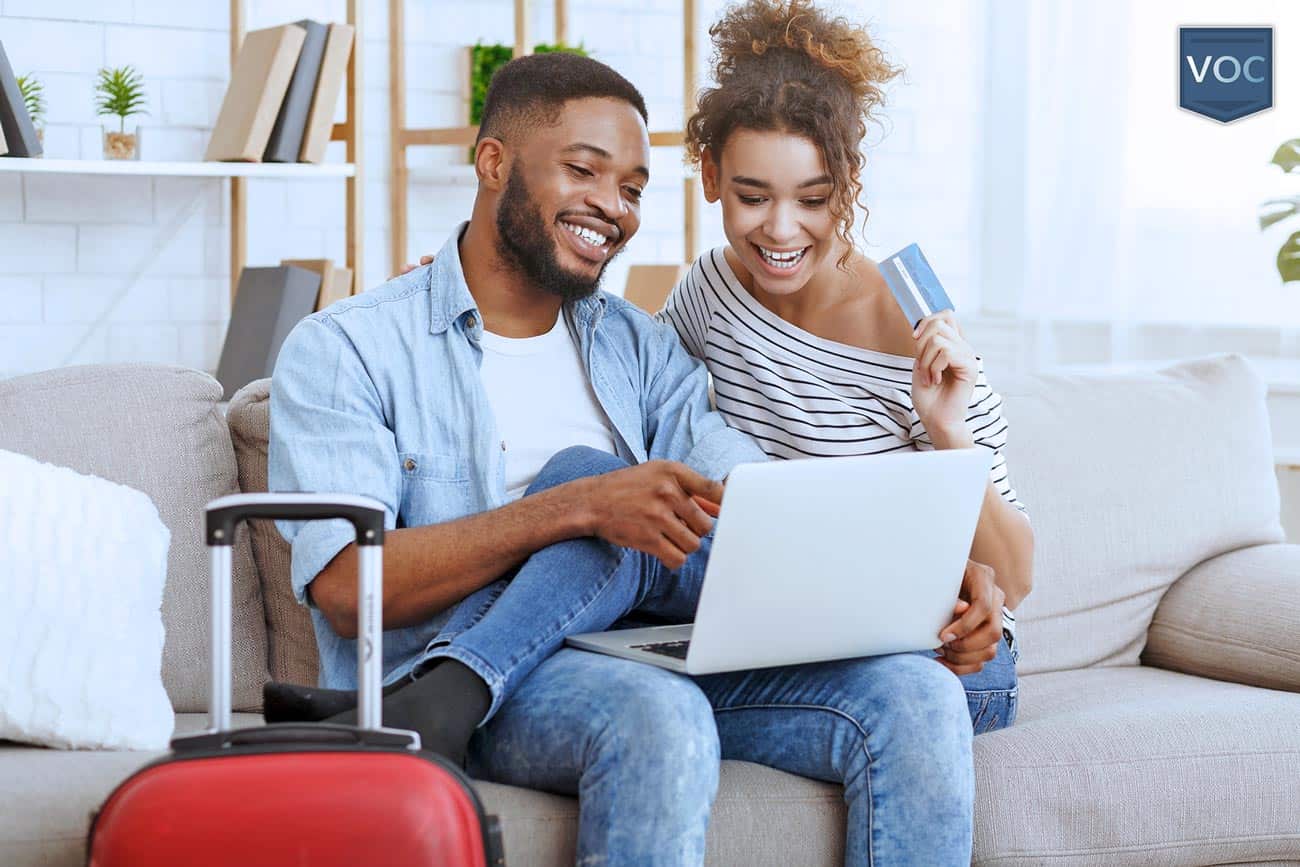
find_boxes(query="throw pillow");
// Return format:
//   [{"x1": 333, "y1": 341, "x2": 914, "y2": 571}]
[{"x1": 0, "y1": 449, "x2": 174, "y2": 749}]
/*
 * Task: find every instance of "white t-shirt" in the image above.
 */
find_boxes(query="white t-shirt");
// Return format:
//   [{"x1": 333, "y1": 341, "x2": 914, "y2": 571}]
[{"x1": 479, "y1": 313, "x2": 618, "y2": 500}]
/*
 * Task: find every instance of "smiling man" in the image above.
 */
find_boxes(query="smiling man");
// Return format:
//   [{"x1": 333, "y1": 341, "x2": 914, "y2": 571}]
[{"x1": 267, "y1": 53, "x2": 769, "y2": 864}]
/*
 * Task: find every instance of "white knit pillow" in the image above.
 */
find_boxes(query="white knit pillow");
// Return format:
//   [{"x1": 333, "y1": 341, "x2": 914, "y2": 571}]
[{"x1": 0, "y1": 449, "x2": 174, "y2": 750}]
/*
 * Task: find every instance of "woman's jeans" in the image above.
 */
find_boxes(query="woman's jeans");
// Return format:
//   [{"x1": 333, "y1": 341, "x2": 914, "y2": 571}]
[{"x1": 426, "y1": 447, "x2": 1017, "y2": 866}]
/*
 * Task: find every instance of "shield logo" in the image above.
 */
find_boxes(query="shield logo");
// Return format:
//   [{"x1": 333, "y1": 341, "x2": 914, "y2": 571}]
[{"x1": 1179, "y1": 27, "x2": 1273, "y2": 123}]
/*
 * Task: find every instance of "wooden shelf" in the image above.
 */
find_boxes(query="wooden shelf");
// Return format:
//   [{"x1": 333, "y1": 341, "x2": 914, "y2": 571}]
[{"x1": 0, "y1": 157, "x2": 356, "y2": 178}]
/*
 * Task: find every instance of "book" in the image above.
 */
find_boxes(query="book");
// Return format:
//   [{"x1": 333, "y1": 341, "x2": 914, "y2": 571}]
[
  {"x1": 280, "y1": 258, "x2": 353, "y2": 311},
  {"x1": 0, "y1": 41, "x2": 42, "y2": 157},
  {"x1": 264, "y1": 19, "x2": 329, "y2": 163},
  {"x1": 328, "y1": 267, "x2": 353, "y2": 308},
  {"x1": 298, "y1": 22, "x2": 355, "y2": 164},
  {"x1": 215, "y1": 265, "x2": 321, "y2": 400},
  {"x1": 205, "y1": 24, "x2": 306, "y2": 162}
]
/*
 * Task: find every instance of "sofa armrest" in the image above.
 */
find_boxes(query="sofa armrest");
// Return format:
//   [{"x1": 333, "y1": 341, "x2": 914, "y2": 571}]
[{"x1": 1142, "y1": 543, "x2": 1300, "y2": 692}]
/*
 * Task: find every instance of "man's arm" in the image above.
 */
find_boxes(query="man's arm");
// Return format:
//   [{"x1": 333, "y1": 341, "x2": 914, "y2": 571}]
[
  {"x1": 310, "y1": 483, "x2": 585, "y2": 638},
  {"x1": 271, "y1": 315, "x2": 723, "y2": 639},
  {"x1": 313, "y1": 456, "x2": 725, "y2": 638}
]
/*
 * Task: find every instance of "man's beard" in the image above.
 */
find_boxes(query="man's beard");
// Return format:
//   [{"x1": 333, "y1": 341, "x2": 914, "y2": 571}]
[{"x1": 495, "y1": 164, "x2": 617, "y2": 303}]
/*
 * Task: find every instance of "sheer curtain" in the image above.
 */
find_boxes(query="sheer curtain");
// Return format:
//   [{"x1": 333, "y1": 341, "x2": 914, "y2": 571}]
[{"x1": 982, "y1": 0, "x2": 1300, "y2": 371}]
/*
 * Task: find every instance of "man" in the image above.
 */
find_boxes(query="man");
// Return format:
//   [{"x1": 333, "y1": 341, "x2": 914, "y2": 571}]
[{"x1": 270, "y1": 52, "x2": 991, "y2": 866}]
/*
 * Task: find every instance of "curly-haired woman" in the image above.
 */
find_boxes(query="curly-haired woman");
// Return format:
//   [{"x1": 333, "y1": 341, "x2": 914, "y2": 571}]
[{"x1": 652, "y1": 1, "x2": 1037, "y2": 861}]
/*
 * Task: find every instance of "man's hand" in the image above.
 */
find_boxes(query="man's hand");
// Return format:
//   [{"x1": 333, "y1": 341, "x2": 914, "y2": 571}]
[
  {"x1": 935, "y1": 558, "x2": 1005, "y2": 675},
  {"x1": 576, "y1": 460, "x2": 723, "y2": 571},
  {"x1": 398, "y1": 254, "x2": 436, "y2": 277}
]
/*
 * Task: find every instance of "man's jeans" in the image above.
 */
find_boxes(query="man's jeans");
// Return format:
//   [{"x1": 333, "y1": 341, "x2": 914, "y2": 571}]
[{"x1": 432, "y1": 447, "x2": 1017, "y2": 866}]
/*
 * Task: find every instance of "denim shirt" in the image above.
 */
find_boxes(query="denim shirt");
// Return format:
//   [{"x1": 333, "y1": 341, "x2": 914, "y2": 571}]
[{"x1": 268, "y1": 224, "x2": 768, "y2": 689}]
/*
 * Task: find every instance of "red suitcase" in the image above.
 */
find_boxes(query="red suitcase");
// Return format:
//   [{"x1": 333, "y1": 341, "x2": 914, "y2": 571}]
[{"x1": 87, "y1": 493, "x2": 505, "y2": 867}]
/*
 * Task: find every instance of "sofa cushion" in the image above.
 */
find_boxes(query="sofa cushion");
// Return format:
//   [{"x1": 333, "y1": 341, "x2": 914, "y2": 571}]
[
  {"x1": 997, "y1": 354, "x2": 1284, "y2": 674},
  {"x1": 227, "y1": 378, "x2": 319, "y2": 686},
  {"x1": 1142, "y1": 543, "x2": 1300, "y2": 693},
  {"x1": 9, "y1": 668, "x2": 1297, "y2": 867},
  {"x1": 0, "y1": 714, "x2": 844, "y2": 867},
  {"x1": 476, "y1": 760, "x2": 847, "y2": 867},
  {"x1": 973, "y1": 666, "x2": 1300, "y2": 866},
  {"x1": 0, "y1": 364, "x2": 268, "y2": 713},
  {"x1": 0, "y1": 713, "x2": 264, "y2": 867}
]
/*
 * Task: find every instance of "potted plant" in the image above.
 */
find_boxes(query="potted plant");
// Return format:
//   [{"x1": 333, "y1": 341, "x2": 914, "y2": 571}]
[
  {"x1": 95, "y1": 66, "x2": 148, "y2": 160},
  {"x1": 15, "y1": 74, "x2": 45, "y2": 149},
  {"x1": 1260, "y1": 139, "x2": 1300, "y2": 284},
  {"x1": 467, "y1": 42, "x2": 588, "y2": 162}
]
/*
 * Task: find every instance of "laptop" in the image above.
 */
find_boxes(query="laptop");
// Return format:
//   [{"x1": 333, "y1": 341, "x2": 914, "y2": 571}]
[{"x1": 566, "y1": 447, "x2": 993, "y2": 675}]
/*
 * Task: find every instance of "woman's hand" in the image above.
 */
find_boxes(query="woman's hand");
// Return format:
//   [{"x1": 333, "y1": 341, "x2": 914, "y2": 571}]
[
  {"x1": 396, "y1": 254, "x2": 436, "y2": 278},
  {"x1": 935, "y1": 559, "x2": 1005, "y2": 676},
  {"x1": 909, "y1": 311, "x2": 978, "y2": 442}
]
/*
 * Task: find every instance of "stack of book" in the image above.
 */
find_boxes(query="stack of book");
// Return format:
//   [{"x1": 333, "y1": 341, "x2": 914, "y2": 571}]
[
  {"x1": 205, "y1": 20, "x2": 354, "y2": 164},
  {"x1": 0, "y1": 40, "x2": 43, "y2": 158}
]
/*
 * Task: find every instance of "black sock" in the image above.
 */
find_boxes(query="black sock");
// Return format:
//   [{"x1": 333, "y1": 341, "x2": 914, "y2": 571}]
[
  {"x1": 325, "y1": 659, "x2": 491, "y2": 766},
  {"x1": 262, "y1": 679, "x2": 406, "y2": 723}
]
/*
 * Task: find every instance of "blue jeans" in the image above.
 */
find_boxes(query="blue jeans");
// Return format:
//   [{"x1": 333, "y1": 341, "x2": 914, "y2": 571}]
[{"x1": 430, "y1": 446, "x2": 1017, "y2": 865}]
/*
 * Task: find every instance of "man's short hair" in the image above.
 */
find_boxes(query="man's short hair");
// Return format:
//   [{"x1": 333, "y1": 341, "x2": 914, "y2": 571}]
[{"x1": 476, "y1": 53, "x2": 649, "y2": 145}]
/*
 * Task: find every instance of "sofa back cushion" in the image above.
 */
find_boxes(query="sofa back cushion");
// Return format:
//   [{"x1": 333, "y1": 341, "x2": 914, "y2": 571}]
[
  {"x1": 999, "y1": 354, "x2": 1284, "y2": 674},
  {"x1": 228, "y1": 353, "x2": 1284, "y2": 683},
  {"x1": 227, "y1": 378, "x2": 320, "y2": 686},
  {"x1": 0, "y1": 364, "x2": 269, "y2": 712}
]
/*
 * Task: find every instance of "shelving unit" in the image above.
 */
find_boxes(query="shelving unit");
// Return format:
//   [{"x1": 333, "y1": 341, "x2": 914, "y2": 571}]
[
  {"x1": 387, "y1": 0, "x2": 698, "y2": 277},
  {"x1": 0, "y1": 2, "x2": 365, "y2": 307},
  {"x1": 230, "y1": 0, "x2": 364, "y2": 303}
]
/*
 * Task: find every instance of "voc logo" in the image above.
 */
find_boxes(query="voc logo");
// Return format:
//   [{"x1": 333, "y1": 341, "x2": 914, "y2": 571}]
[{"x1": 1179, "y1": 27, "x2": 1273, "y2": 123}]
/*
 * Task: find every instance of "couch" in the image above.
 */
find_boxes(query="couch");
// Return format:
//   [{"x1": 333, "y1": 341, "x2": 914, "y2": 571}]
[{"x1": 1, "y1": 353, "x2": 1298, "y2": 866}]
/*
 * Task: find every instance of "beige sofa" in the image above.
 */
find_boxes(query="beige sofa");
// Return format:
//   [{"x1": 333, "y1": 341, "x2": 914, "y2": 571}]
[{"x1": 2, "y1": 353, "x2": 1298, "y2": 866}]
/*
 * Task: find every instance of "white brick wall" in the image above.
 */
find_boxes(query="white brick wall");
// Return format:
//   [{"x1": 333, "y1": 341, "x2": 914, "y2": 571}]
[{"x1": 0, "y1": 0, "x2": 982, "y2": 378}]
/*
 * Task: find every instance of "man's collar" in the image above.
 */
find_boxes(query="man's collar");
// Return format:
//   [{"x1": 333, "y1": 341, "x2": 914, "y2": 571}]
[
  {"x1": 428, "y1": 221, "x2": 610, "y2": 335},
  {"x1": 427, "y1": 223, "x2": 479, "y2": 335}
]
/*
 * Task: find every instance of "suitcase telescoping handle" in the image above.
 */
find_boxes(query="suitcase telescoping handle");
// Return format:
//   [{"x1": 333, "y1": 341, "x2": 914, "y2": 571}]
[{"x1": 204, "y1": 493, "x2": 386, "y2": 734}]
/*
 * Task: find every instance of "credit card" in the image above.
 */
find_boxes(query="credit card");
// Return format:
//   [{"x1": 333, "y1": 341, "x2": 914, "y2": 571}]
[{"x1": 879, "y1": 243, "x2": 954, "y2": 328}]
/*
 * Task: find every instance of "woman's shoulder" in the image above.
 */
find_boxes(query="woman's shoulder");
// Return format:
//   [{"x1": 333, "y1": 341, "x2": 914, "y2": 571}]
[{"x1": 830, "y1": 252, "x2": 920, "y2": 359}]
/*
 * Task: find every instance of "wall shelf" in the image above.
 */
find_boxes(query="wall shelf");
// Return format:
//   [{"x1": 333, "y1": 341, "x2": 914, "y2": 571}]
[{"x1": 0, "y1": 158, "x2": 356, "y2": 178}]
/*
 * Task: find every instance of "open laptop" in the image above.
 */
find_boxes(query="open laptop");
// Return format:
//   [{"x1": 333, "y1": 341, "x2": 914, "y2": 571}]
[{"x1": 566, "y1": 447, "x2": 993, "y2": 675}]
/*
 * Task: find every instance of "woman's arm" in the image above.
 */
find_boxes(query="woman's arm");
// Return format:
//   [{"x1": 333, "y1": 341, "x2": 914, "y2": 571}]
[
  {"x1": 911, "y1": 311, "x2": 1035, "y2": 609},
  {"x1": 930, "y1": 427, "x2": 1035, "y2": 608}
]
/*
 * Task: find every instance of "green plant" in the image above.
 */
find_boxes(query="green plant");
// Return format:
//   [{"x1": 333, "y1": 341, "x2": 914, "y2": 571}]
[
  {"x1": 467, "y1": 42, "x2": 590, "y2": 160},
  {"x1": 15, "y1": 74, "x2": 45, "y2": 127},
  {"x1": 1259, "y1": 138, "x2": 1300, "y2": 283},
  {"x1": 94, "y1": 66, "x2": 148, "y2": 133}
]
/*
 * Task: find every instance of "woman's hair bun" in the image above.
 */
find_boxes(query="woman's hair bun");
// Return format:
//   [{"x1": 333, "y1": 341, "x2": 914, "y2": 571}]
[{"x1": 709, "y1": 0, "x2": 899, "y2": 119}]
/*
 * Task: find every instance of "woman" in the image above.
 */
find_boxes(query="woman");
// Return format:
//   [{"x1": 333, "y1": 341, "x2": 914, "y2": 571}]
[{"x1": 657, "y1": 0, "x2": 1034, "y2": 721}]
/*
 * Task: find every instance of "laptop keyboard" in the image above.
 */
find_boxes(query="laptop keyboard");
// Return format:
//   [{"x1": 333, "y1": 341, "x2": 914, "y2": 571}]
[{"x1": 630, "y1": 640, "x2": 691, "y2": 660}]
